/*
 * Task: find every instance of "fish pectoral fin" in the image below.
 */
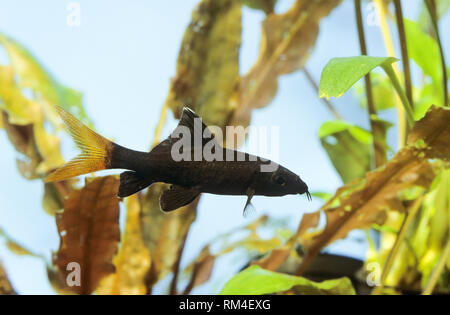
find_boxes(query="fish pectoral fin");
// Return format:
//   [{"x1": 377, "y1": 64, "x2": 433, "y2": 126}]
[
  {"x1": 118, "y1": 171, "x2": 154, "y2": 198},
  {"x1": 159, "y1": 185, "x2": 200, "y2": 212},
  {"x1": 243, "y1": 202, "x2": 256, "y2": 218},
  {"x1": 243, "y1": 188, "x2": 256, "y2": 218}
]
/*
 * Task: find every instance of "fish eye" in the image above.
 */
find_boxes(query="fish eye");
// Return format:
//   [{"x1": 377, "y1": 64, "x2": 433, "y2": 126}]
[{"x1": 276, "y1": 176, "x2": 286, "y2": 186}]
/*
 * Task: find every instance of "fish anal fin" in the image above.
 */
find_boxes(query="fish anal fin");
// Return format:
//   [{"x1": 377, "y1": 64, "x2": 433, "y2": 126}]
[
  {"x1": 118, "y1": 171, "x2": 153, "y2": 198},
  {"x1": 160, "y1": 185, "x2": 200, "y2": 212}
]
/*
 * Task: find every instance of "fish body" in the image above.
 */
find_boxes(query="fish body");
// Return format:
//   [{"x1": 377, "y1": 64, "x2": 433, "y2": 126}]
[
  {"x1": 143, "y1": 152, "x2": 300, "y2": 196},
  {"x1": 45, "y1": 107, "x2": 310, "y2": 213}
]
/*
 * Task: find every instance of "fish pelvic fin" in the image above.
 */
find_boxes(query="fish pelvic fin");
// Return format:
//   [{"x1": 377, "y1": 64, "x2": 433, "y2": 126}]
[
  {"x1": 118, "y1": 171, "x2": 154, "y2": 198},
  {"x1": 44, "y1": 106, "x2": 115, "y2": 182},
  {"x1": 160, "y1": 185, "x2": 200, "y2": 212}
]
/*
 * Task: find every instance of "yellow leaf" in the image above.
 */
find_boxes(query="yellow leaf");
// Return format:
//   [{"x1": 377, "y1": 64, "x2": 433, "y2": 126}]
[
  {"x1": 42, "y1": 183, "x2": 64, "y2": 215},
  {"x1": 0, "y1": 33, "x2": 92, "y2": 126},
  {"x1": 0, "y1": 65, "x2": 41, "y2": 125},
  {"x1": 33, "y1": 121, "x2": 65, "y2": 173},
  {"x1": 235, "y1": 237, "x2": 282, "y2": 254},
  {"x1": 141, "y1": 183, "x2": 198, "y2": 288},
  {"x1": 0, "y1": 228, "x2": 42, "y2": 259},
  {"x1": 97, "y1": 194, "x2": 151, "y2": 295},
  {"x1": 0, "y1": 262, "x2": 16, "y2": 295}
]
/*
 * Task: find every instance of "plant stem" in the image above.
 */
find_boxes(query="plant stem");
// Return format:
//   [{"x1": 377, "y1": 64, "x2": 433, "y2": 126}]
[
  {"x1": 302, "y1": 68, "x2": 343, "y2": 120},
  {"x1": 354, "y1": 0, "x2": 386, "y2": 168},
  {"x1": 393, "y1": 0, "x2": 413, "y2": 110},
  {"x1": 382, "y1": 64, "x2": 414, "y2": 128},
  {"x1": 372, "y1": 196, "x2": 423, "y2": 295},
  {"x1": 169, "y1": 233, "x2": 189, "y2": 295},
  {"x1": 422, "y1": 239, "x2": 450, "y2": 295},
  {"x1": 150, "y1": 102, "x2": 168, "y2": 150},
  {"x1": 374, "y1": 0, "x2": 407, "y2": 147},
  {"x1": 425, "y1": 0, "x2": 448, "y2": 107}
]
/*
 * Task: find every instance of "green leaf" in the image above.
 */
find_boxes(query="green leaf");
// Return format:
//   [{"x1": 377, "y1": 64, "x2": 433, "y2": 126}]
[
  {"x1": 404, "y1": 19, "x2": 442, "y2": 91},
  {"x1": 412, "y1": 169, "x2": 450, "y2": 288},
  {"x1": 319, "y1": 56, "x2": 397, "y2": 99},
  {"x1": 220, "y1": 265, "x2": 355, "y2": 295},
  {"x1": 319, "y1": 121, "x2": 372, "y2": 183},
  {"x1": 319, "y1": 120, "x2": 372, "y2": 143},
  {"x1": 354, "y1": 73, "x2": 396, "y2": 111},
  {"x1": 418, "y1": 0, "x2": 450, "y2": 26},
  {"x1": 0, "y1": 33, "x2": 92, "y2": 127},
  {"x1": 414, "y1": 83, "x2": 441, "y2": 120},
  {"x1": 310, "y1": 191, "x2": 333, "y2": 202},
  {"x1": 242, "y1": 0, "x2": 277, "y2": 14}
]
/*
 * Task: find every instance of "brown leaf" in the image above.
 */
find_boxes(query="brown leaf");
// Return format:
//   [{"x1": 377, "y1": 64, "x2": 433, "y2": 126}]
[
  {"x1": 253, "y1": 247, "x2": 292, "y2": 271},
  {"x1": 253, "y1": 106, "x2": 450, "y2": 273},
  {"x1": 1, "y1": 111, "x2": 43, "y2": 179},
  {"x1": 53, "y1": 176, "x2": 120, "y2": 294},
  {"x1": 46, "y1": 265, "x2": 75, "y2": 295},
  {"x1": 230, "y1": 0, "x2": 342, "y2": 131},
  {"x1": 0, "y1": 261, "x2": 16, "y2": 295},
  {"x1": 165, "y1": 0, "x2": 242, "y2": 128},
  {"x1": 252, "y1": 212, "x2": 319, "y2": 271},
  {"x1": 97, "y1": 194, "x2": 151, "y2": 295},
  {"x1": 140, "y1": 183, "x2": 198, "y2": 291},
  {"x1": 407, "y1": 105, "x2": 450, "y2": 161},
  {"x1": 183, "y1": 247, "x2": 216, "y2": 294},
  {"x1": 295, "y1": 105, "x2": 450, "y2": 275}
]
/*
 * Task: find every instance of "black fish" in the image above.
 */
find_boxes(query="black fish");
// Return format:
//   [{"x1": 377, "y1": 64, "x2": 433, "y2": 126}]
[{"x1": 45, "y1": 107, "x2": 310, "y2": 214}]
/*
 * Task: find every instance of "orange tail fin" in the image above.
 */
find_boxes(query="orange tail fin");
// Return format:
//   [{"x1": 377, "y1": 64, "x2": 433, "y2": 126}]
[{"x1": 44, "y1": 107, "x2": 114, "y2": 182}]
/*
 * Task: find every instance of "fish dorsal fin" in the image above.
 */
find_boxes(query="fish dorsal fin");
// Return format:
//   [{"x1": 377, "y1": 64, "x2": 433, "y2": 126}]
[
  {"x1": 171, "y1": 107, "x2": 214, "y2": 146},
  {"x1": 159, "y1": 185, "x2": 200, "y2": 212},
  {"x1": 177, "y1": 107, "x2": 204, "y2": 132},
  {"x1": 150, "y1": 107, "x2": 219, "y2": 158}
]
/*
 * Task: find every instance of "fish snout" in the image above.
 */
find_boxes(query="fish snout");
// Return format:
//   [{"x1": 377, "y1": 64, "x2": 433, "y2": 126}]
[{"x1": 297, "y1": 180, "x2": 311, "y2": 201}]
